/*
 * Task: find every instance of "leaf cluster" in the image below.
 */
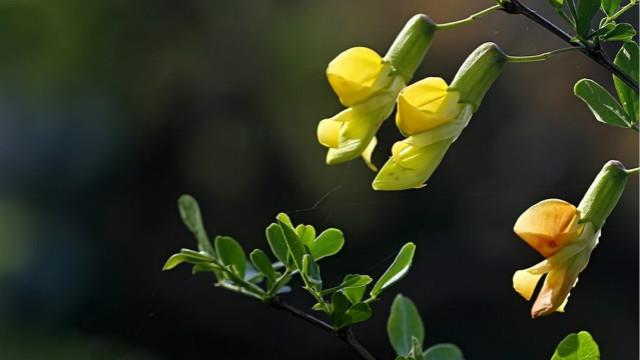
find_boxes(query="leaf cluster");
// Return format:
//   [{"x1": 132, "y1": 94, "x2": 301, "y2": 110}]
[{"x1": 164, "y1": 194, "x2": 416, "y2": 330}]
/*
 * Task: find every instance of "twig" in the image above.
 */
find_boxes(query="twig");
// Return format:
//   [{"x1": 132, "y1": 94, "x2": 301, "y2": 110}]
[
  {"x1": 268, "y1": 297, "x2": 377, "y2": 360},
  {"x1": 500, "y1": 0, "x2": 639, "y2": 92}
]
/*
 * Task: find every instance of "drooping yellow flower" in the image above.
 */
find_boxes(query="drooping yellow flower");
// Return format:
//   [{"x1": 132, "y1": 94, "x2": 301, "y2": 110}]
[
  {"x1": 327, "y1": 47, "x2": 395, "y2": 107},
  {"x1": 318, "y1": 55, "x2": 404, "y2": 169},
  {"x1": 512, "y1": 161, "x2": 632, "y2": 319},
  {"x1": 512, "y1": 199, "x2": 598, "y2": 318},
  {"x1": 372, "y1": 43, "x2": 506, "y2": 190},
  {"x1": 317, "y1": 15, "x2": 437, "y2": 170}
]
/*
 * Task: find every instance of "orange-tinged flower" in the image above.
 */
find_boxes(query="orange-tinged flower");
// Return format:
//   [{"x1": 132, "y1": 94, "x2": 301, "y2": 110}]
[{"x1": 512, "y1": 199, "x2": 598, "y2": 318}]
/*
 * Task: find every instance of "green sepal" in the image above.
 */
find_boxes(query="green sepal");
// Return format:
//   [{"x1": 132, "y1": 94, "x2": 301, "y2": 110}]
[
  {"x1": 577, "y1": 160, "x2": 629, "y2": 229},
  {"x1": 384, "y1": 14, "x2": 437, "y2": 83},
  {"x1": 449, "y1": 42, "x2": 507, "y2": 112}
]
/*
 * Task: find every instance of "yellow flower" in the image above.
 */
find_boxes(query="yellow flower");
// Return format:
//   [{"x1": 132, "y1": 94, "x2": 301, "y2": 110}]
[
  {"x1": 395, "y1": 77, "x2": 461, "y2": 136},
  {"x1": 317, "y1": 15, "x2": 437, "y2": 170},
  {"x1": 327, "y1": 47, "x2": 395, "y2": 107},
  {"x1": 372, "y1": 43, "x2": 507, "y2": 191},
  {"x1": 372, "y1": 79, "x2": 471, "y2": 190},
  {"x1": 318, "y1": 47, "x2": 405, "y2": 170},
  {"x1": 512, "y1": 199, "x2": 599, "y2": 318}
]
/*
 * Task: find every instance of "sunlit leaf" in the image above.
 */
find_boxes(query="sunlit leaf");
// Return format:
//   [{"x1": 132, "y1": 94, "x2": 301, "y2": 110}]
[
  {"x1": 250, "y1": 249, "x2": 276, "y2": 286},
  {"x1": 266, "y1": 223, "x2": 289, "y2": 264},
  {"x1": 387, "y1": 294, "x2": 424, "y2": 357},
  {"x1": 296, "y1": 224, "x2": 316, "y2": 245},
  {"x1": 370, "y1": 243, "x2": 416, "y2": 298},
  {"x1": 215, "y1": 236, "x2": 247, "y2": 277},
  {"x1": 574, "y1": 79, "x2": 632, "y2": 128},
  {"x1": 308, "y1": 228, "x2": 345, "y2": 260},
  {"x1": 551, "y1": 331, "x2": 600, "y2": 360},
  {"x1": 278, "y1": 219, "x2": 306, "y2": 270}
]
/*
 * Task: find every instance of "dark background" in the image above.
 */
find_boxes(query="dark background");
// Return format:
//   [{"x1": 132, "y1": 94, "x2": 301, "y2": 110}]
[{"x1": 0, "y1": 0, "x2": 637, "y2": 359}]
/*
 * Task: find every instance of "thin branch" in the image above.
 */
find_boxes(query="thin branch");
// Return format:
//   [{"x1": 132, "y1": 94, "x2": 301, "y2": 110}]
[
  {"x1": 268, "y1": 297, "x2": 376, "y2": 360},
  {"x1": 500, "y1": 0, "x2": 639, "y2": 92},
  {"x1": 436, "y1": 4, "x2": 502, "y2": 30}
]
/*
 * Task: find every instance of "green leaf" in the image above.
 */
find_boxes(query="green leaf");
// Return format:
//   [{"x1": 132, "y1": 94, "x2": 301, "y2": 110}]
[
  {"x1": 177, "y1": 194, "x2": 214, "y2": 255},
  {"x1": 344, "y1": 302, "x2": 372, "y2": 326},
  {"x1": 308, "y1": 228, "x2": 345, "y2": 261},
  {"x1": 551, "y1": 331, "x2": 600, "y2": 360},
  {"x1": 576, "y1": 0, "x2": 602, "y2": 37},
  {"x1": 343, "y1": 283, "x2": 368, "y2": 304},
  {"x1": 214, "y1": 236, "x2": 247, "y2": 277},
  {"x1": 320, "y1": 274, "x2": 373, "y2": 297},
  {"x1": 331, "y1": 292, "x2": 372, "y2": 328},
  {"x1": 278, "y1": 219, "x2": 306, "y2": 270},
  {"x1": 574, "y1": 79, "x2": 632, "y2": 127},
  {"x1": 302, "y1": 254, "x2": 322, "y2": 290},
  {"x1": 250, "y1": 249, "x2": 277, "y2": 286},
  {"x1": 296, "y1": 224, "x2": 316, "y2": 245},
  {"x1": 162, "y1": 251, "x2": 214, "y2": 271},
  {"x1": 601, "y1": 23, "x2": 636, "y2": 41},
  {"x1": 330, "y1": 292, "x2": 350, "y2": 325},
  {"x1": 601, "y1": 0, "x2": 621, "y2": 16},
  {"x1": 370, "y1": 243, "x2": 416, "y2": 298},
  {"x1": 276, "y1": 212, "x2": 293, "y2": 228},
  {"x1": 341, "y1": 274, "x2": 372, "y2": 304},
  {"x1": 266, "y1": 223, "x2": 289, "y2": 264},
  {"x1": 423, "y1": 344, "x2": 465, "y2": 360},
  {"x1": 387, "y1": 294, "x2": 424, "y2": 356},
  {"x1": 613, "y1": 41, "x2": 639, "y2": 123},
  {"x1": 387, "y1": 294, "x2": 425, "y2": 357}
]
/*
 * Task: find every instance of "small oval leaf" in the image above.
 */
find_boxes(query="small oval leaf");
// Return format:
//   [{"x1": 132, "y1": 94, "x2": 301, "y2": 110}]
[
  {"x1": 574, "y1": 79, "x2": 631, "y2": 128},
  {"x1": 387, "y1": 294, "x2": 424, "y2": 357},
  {"x1": 215, "y1": 236, "x2": 247, "y2": 277}
]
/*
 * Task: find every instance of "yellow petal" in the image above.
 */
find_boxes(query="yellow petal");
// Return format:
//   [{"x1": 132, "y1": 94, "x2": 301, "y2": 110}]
[
  {"x1": 513, "y1": 269, "x2": 544, "y2": 301},
  {"x1": 530, "y1": 249, "x2": 590, "y2": 318},
  {"x1": 325, "y1": 107, "x2": 375, "y2": 165},
  {"x1": 361, "y1": 136, "x2": 378, "y2": 171},
  {"x1": 317, "y1": 119, "x2": 342, "y2": 148},
  {"x1": 514, "y1": 199, "x2": 581, "y2": 258},
  {"x1": 327, "y1": 47, "x2": 388, "y2": 106},
  {"x1": 396, "y1": 77, "x2": 461, "y2": 135},
  {"x1": 372, "y1": 139, "x2": 450, "y2": 191}
]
